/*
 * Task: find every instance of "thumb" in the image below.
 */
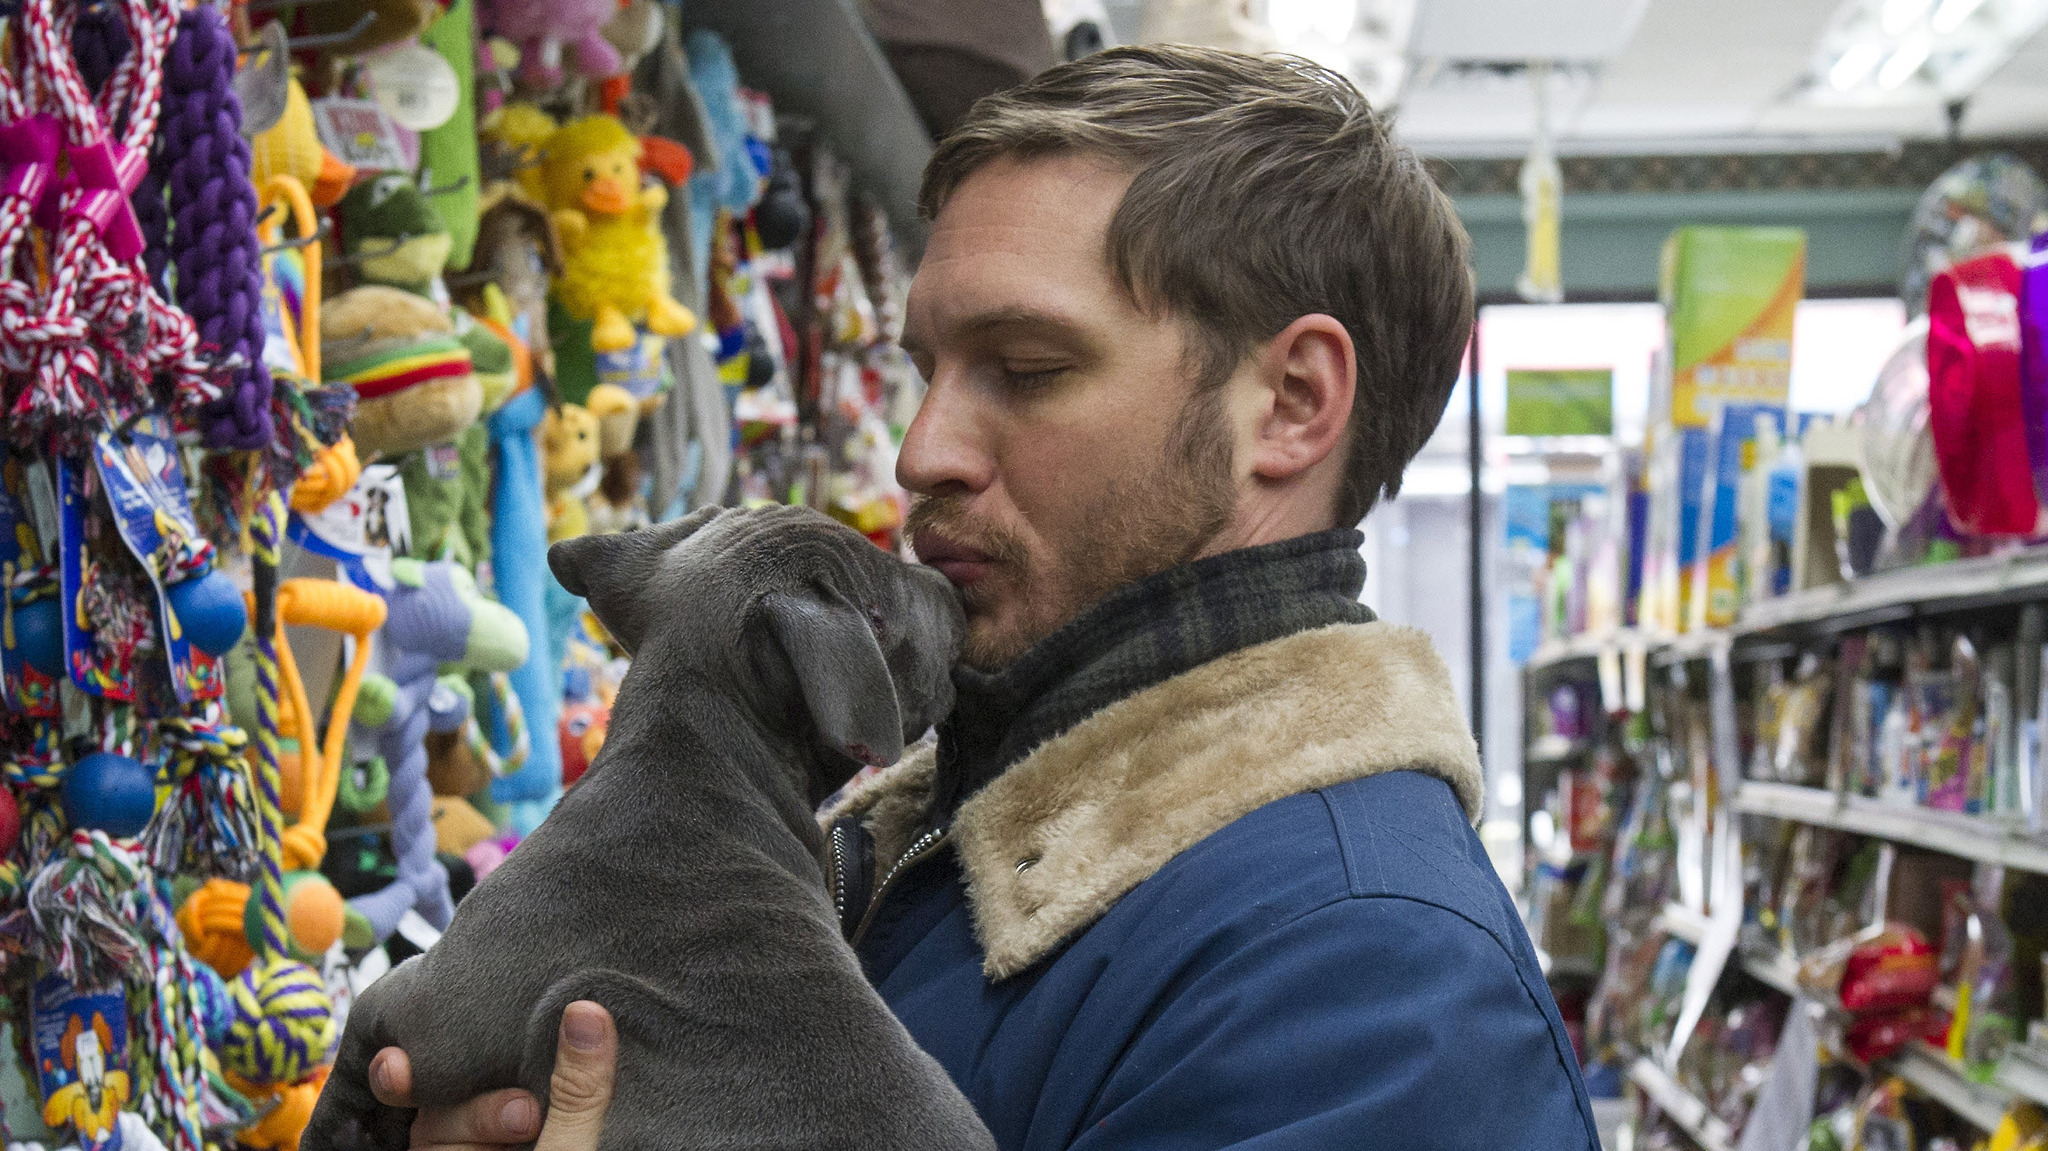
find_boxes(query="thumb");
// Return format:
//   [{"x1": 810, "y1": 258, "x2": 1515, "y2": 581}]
[{"x1": 534, "y1": 1001, "x2": 617, "y2": 1151}]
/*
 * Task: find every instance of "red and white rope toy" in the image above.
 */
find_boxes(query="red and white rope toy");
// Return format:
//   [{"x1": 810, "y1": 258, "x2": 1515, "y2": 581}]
[{"x1": 0, "y1": 0, "x2": 221, "y2": 448}]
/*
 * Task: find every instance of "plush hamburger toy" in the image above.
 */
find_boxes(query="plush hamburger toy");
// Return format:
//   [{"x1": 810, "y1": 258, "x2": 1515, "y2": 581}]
[{"x1": 324, "y1": 287, "x2": 482, "y2": 460}]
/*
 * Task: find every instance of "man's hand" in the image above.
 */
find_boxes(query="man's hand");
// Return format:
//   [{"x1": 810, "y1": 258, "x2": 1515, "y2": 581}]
[{"x1": 368, "y1": 1001, "x2": 617, "y2": 1150}]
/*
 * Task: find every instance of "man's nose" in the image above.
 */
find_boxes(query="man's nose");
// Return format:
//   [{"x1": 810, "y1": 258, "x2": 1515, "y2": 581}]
[{"x1": 896, "y1": 368, "x2": 996, "y2": 497}]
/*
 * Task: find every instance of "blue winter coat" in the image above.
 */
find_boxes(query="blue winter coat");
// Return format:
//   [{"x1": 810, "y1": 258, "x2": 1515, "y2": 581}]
[{"x1": 828, "y1": 622, "x2": 1599, "y2": 1150}]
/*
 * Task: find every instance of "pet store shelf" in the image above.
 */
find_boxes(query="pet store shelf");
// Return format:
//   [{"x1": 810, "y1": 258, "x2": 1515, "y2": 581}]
[
  {"x1": 1654, "y1": 902, "x2": 1711, "y2": 946},
  {"x1": 677, "y1": 0, "x2": 933, "y2": 245},
  {"x1": 1628, "y1": 1057, "x2": 1735, "y2": 1151},
  {"x1": 1650, "y1": 628, "x2": 1730, "y2": 668},
  {"x1": 1995, "y1": 1045, "x2": 2048, "y2": 1110},
  {"x1": 1525, "y1": 630, "x2": 1627, "y2": 671},
  {"x1": 1895, "y1": 1043, "x2": 2015, "y2": 1132},
  {"x1": 1733, "y1": 782, "x2": 2048, "y2": 876},
  {"x1": 1736, "y1": 547, "x2": 2048, "y2": 638},
  {"x1": 1738, "y1": 948, "x2": 1803, "y2": 999}
]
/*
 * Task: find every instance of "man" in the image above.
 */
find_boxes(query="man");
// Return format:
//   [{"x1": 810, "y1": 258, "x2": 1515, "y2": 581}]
[{"x1": 372, "y1": 45, "x2": 1600, "y2": 1149}]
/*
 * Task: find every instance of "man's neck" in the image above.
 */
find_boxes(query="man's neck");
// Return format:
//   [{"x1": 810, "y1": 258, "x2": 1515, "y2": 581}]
[{"x1": 928, "y1": 528, "x2": 1374, "y2": 822}]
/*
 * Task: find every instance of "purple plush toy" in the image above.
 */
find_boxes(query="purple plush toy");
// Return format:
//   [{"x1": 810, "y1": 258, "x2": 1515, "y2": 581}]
[
  {"x1": 349, "y1": 559, "x2": 527, "y2": 943},
  {"x1": 481, "y1": 0, "x2": 622, "y2": 89}
]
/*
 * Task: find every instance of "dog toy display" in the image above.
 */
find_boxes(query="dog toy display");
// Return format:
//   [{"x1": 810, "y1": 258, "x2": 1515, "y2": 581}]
[{"x1": 0, "y1": 2, "x2": 930, "y2": 1148}]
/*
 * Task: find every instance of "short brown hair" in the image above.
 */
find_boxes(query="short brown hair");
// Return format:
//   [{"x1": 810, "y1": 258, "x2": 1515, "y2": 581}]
[{"x1": 920, "y1": 44, "x2": 1474, "y2": 524}]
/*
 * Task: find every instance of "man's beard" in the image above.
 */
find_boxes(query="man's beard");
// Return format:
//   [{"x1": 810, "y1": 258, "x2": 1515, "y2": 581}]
[{"x1": 907, "y1": 387, "x2": 1236, "y2": 671}]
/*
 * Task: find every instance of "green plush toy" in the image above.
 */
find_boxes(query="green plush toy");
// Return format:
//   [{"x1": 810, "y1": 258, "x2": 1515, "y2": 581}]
[
  {"x1": 420, "y1": 0, "x2": 482, "y2": 269},
  {"x1": 339, "y1": 173, "x2": 456, "y2": 297}
]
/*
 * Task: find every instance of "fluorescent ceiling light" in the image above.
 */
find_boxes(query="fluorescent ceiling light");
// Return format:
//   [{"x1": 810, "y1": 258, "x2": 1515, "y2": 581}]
[
  {"x1": 1930, "y1": 0, "x2": 1986, "y2": 32},
  {"x1": 1876, "y1": 35, "x2": 1931, "y2": 86},
  {"x1": 1829, "y1": 41, "x2": 1885, "y2": 87},
  {"x1": 1881, "y1": 0, "x2": 1935, "y2": 31}
]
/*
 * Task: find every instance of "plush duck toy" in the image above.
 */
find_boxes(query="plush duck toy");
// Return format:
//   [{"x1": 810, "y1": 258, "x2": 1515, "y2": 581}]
[{"x1": 538, "y1": 114, "x2": 696, "y2": 353}]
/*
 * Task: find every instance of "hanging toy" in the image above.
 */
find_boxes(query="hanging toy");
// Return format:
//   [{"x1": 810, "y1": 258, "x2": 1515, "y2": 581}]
[
  {"x1": 347, "y1": 559, "x2": 526, "y2": 942},
  {"x1": 142, "y1": 717, "x2": 261, "y2": 881},
  {"x1": 62, "y1": 750, "x2": 157, "y2": 838},
  {"x1": 320, "y1": 287, "x2": 482, "y2": 461},
  {"x1": 480, "y1": 0, "x2": 623, "y2": 89},
  {"x1": 161, "y1": 3, "x2": 275, "y2": 453},
  {"x1": 1, "y1": 0, "x2": 219, "y2": 448},
  {"x1": 540, "y1": 403, "x2": 599, "y2": 542},
  {"x1": 219, "y1": 494, "x2": 337, "y2": 1094},
  {"x1": 538, "y1": 115, "x2": 696, "y2": 353}
]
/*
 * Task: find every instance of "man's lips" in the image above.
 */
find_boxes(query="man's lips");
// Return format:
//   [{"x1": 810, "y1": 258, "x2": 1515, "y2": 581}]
[{"x1": 912, "y1": 531, "x2": 994, "y2": 586}]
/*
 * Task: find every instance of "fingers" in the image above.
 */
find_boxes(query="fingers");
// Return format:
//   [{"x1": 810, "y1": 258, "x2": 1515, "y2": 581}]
[
  {"x1": 409, "y1": 1089, "x2": 542, "y2": 1149},
  {"x1": 370, "y1": 1048, "x2": 415, "y2": 1108},
  {"x1": 534, "y1": 1001, "x2": 617, "y2": 1151}
]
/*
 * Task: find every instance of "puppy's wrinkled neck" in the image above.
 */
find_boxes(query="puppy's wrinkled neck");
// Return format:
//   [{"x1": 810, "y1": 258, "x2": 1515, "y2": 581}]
[{"x1": 596, "y1": 636, "x2": 833, "y2": 870}]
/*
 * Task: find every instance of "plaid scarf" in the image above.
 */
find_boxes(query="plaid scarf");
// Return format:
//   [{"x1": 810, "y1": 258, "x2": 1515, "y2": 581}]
[{"x1": 929, "y1": 529, "x2": 1376, "y2": 821}]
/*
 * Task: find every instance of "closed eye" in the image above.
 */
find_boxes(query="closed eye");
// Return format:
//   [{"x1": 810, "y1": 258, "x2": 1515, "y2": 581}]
[{"x1": 1001, "y1": 364, "x2": 1069, "y2": 392}]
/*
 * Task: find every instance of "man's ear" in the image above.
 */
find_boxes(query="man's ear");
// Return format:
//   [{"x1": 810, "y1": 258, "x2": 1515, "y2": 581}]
[
  {"x1": 547, "y1": 507, "x2": 723, "y2": 651},
  {"x1": 759, "y1": 585, "x2": 903, "y2": 768}
]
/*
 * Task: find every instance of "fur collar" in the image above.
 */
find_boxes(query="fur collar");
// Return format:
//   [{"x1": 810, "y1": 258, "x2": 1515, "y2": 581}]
[{"x1": 827, "y1": 621, "x2": 1483, "y2": 980}]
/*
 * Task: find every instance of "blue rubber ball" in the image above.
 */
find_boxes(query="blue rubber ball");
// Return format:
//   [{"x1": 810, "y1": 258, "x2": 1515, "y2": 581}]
[
  {"x1": 61, "y1": 752, "x2": 157, "y2": 838},
  {"x1": 167, "y1": 569, "x2": 246, "y2": 657},
  {"x1": 11, "y1": 596, "x2": 63, "y2": 678}
]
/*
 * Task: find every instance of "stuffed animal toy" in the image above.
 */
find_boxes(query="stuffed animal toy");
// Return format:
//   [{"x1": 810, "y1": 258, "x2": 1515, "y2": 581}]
[
  {"x1": 346, "y1": 558, "x2": 528, "y2": 943},
  {"x1": 586, "y1": 382, "x2": 638, "y2": 458},
  {"x1": 451, "y1": 188, "x2": 563, "y2": 382},
  {"x1": 247, "y1": 42, "x2": 356, "y2": 208},
  {"x1": 485, "y1": 386, "x2": 562, "y2": 811},
  {"x1": 481, "y1": 0, "x2": 623, "y2": 89},
  {"x1": 305, "y1": 507, "x2": 991, "y2": 1151},
  {"x1": 479, "y1": 102, "x2": 558, "y2": 206},
  {"x1": 419, "y1": 0, "x2": 483, "y2": 269},
  {"x1": 540, "y1": 403, "x2": 600, "y2": 542},
  {"x1": 337, "y1": 174, "x2": 455, "y2": 298},
  {"x1": 301, "y1": 0, "x2": 439, "y2": 63},
  {"x1": 322, "y1": 287, "x2": 482, "y2": 460},
  {"x1": 539, "y1": 115, "x2": 697, "y2": 353}
]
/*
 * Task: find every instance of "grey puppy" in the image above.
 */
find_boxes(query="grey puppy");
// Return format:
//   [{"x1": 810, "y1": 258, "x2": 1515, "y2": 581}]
[{"x1": 305, "y1": 506, "x2": 995, "y2": 1151}]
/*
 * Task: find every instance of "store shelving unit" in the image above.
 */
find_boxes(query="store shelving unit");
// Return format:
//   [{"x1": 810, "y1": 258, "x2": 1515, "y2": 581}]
[
  {"x1": 1734, "y1": 782, "x2": 2048, "y2": 876},
  {"x1": 1895, "y1": 1044, "x2": 2015, "y2": 1133},
  {"x1": 1526, "y1": 547, "x2": 2048, "y2": 1145},
  {"x1": 1996, "y1": 1047, "x2": 2048, "y2": 1110},
  {"x1": 1737, "y1": 948, "x2": 1803, "y2": 1000},
  {"x1": 1736, "y1": 549, "x2": 2048, "y2": 638},
  {"x1": 1655, "y1": 902, "x2": 1711, "y2": 947},
  {"x1": 1629, "y1": 1057, "x2": 1736, "y2": 1151}
]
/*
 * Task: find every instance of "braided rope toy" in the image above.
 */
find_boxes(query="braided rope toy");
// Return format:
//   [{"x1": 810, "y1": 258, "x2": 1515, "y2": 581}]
[
  {"x1": 161, "y1": 2, "x2": 272, "y2": 452},
  {"x1": 219, "y1": 493, "x2": 335, "y2": 1089},
  {"x1": 0, "y1": 0, "x2": 220, "y2": 449}
]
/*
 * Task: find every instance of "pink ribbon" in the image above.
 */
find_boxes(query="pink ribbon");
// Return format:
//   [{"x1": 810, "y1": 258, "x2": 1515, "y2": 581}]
[
  {"x1": 0, "y1": 114, "x2": 60, "y2": 214},
  {"x1": 64, "y1": 134, "x2": 148, "y2": 262}
]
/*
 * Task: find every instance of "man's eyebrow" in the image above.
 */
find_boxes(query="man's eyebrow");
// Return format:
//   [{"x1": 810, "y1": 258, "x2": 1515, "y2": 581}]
[{"x1": 957, "y1": 307, "x2": 1094, "y2": 344}]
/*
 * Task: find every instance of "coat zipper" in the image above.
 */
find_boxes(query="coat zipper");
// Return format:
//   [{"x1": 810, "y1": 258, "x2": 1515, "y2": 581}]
[{"x1": 847, "y1": 826, "x2": 947, "y2": 947}]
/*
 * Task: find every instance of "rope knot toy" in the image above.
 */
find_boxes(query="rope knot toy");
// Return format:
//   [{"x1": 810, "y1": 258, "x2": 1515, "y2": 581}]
[
  {"x1": 143, "y1": 716, "x2": 261, "y2": 881},
  {"x1": 26, "y1": 828, "x2": 150, "y2": 986}
]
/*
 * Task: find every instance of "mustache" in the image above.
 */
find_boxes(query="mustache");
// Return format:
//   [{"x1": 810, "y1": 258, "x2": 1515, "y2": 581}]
[{"x1": 905, "y1": 496, "x2": 1028, "y2": 571}]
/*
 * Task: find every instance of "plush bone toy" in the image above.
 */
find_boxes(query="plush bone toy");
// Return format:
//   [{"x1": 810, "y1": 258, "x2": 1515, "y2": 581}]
[{"x1": 305, "y1": 506, "x2": 992, "y2": 1151}]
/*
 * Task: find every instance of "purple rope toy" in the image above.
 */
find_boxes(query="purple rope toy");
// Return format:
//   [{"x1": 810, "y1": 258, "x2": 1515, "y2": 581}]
[{"x1": 159, "y1": 4, "x2": 272, "y2": 451}]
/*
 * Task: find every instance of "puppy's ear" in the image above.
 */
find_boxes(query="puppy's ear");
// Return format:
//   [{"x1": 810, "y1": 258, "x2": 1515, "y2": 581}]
[
  {"x1": 548, "y1": 508, "x2": 722, "y2": 651},
  {"x1": 759, "y1": 584, "x2": 903, "y2": 768}
]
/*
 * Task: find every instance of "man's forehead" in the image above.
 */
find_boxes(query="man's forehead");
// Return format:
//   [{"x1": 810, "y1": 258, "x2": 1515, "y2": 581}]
[{"x1": 904, "y1": 155, "x2": 1141, "y2": 351}]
